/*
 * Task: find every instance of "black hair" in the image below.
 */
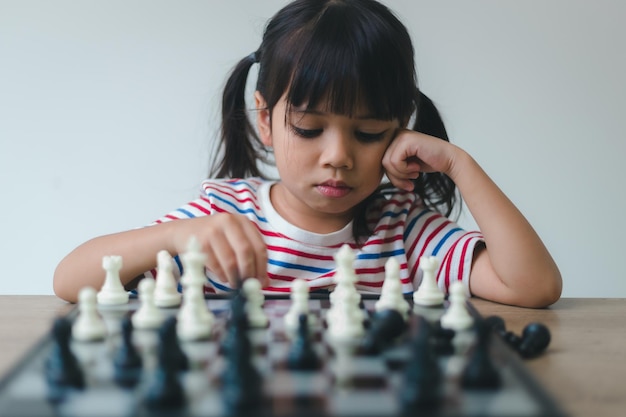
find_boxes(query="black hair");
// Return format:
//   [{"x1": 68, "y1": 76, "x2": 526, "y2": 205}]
[{"x1": 212, "y1": 0, "x2": 459, "y2": 242}]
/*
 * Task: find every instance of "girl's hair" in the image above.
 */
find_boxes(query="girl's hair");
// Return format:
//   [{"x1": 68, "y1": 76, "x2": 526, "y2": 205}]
[{"x1": 212, "y1": 0, "x2": 459, "y2": 241}]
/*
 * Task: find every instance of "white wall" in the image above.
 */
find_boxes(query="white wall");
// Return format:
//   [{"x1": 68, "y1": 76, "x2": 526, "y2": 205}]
[{"x1": 1, "y1": 0, "x2": 624, "y2": 297}]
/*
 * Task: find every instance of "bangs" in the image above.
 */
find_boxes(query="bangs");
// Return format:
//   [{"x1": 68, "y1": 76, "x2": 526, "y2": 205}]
[{"x1": 284, "y1": 2, "x2": 417, "y2": 122}]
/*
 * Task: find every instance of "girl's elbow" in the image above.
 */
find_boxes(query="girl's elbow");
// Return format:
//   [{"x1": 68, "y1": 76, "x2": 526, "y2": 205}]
[
  {"x1": 53, "y1": 265, "x2": 78, "y2": 304},
  {"x1": 525, "y1": 269, "x2": 563, "y2": 308}
]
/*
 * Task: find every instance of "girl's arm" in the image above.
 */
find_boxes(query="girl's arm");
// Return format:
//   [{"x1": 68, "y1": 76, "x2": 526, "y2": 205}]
[
  {"x1": 384, "y1": 130, "x2": 562, "y2": 308},
  {"x1": 53, "y1": 214, "x2": 268, "y2": 303}
]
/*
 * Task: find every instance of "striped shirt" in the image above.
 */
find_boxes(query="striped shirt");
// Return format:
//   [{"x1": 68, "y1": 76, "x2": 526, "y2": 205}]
[{"x1": 143, "y1": 178, "x2": 483, "y2": 296}]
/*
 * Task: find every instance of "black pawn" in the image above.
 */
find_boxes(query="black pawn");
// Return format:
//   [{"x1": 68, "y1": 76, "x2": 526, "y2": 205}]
[
  {"x1": 221, "y1": 314, "x2": 263, "y2": 416},
  {"x1": 400, "y1": 317, "x2": 442, "y2": 412},
  {"x1": 221, "y1": 288, "x2": 249, "y2": 355},
  {"x1": 461, "y1": 319, "x2": 502, "y2": 390},
  {"x1": 159, "y1": 316, "x2": 189, "y2": 372},
  {"x1": 518, "y1": 322, "x2": 551, "y2": 358},
  {"x1": 430, "y1": 320, "x2": 456, "y2": 356},
  {"x1": 143, "y1": 338, "x2": 186, "y2": 410},
  {"x1": 361, "y1": 309, "x2": 406, "y2": 355},
  {"x1": 287, "y1": 314, "x2": 321, "y2": 370},
  {"x1": 45, "y1": 317, "x2": 85, "y2": 402},
  {"x1": 113, "y1": 316, "x2": 143, "y2": 388}
]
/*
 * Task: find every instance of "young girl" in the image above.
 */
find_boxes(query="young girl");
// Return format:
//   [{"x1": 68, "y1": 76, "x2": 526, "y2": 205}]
[{"x1": 53, "y1": 0, "x2": 561, "y2": 308}]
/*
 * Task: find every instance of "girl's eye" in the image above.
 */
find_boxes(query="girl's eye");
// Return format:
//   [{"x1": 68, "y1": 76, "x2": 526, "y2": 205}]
[
  {"x1": 356, "y1": 130, "x2": 387, "y2": 143},
  {"x1": 290, "y1": 126, "x2": 322, "y2": 138}
]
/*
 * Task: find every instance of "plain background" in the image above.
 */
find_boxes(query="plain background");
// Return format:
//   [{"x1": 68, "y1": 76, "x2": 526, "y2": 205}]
[{"x1": 1, "y1": 0, "x2": 625, "y2": 297}]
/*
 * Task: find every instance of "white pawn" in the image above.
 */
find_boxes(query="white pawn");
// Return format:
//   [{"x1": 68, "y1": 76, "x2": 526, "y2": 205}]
[
  {"x1": 242, "y1": 279, "x2": 268, "y2": 328},
  {"x1": 284, "y1": 279, "x2": 316, "y2": 333},
  {"x1": 132, "y1": 278, "x2": 165, "y2": 330},
  {"x1": 413, "y1": 256, "x2": 445, "y2": 307},
  {"x1": 440, "y1": 281, "x2": 473, "y2": 331},
  {"x1": 177, "y1": 284, "x2": 214, "y2": 341},
  {"x1": 375, "y1": 257, "x2": 410, "y2": 319},
  {"x1": 180, "y1": 236, "x2": 208, "y2": 289},
  {"x1": 154, "y1": 250, "x2": 182, "y2": 308},
  {"x1": 73, "y1": 287, "x2": 107, "y2": 341},
  {"x1": 97, "y1": 255, "x2": 129, "y2": 305}
]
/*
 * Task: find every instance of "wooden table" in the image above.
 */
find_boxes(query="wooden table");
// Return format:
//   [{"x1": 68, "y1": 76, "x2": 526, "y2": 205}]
[{"x1": 0, "y1": 296, "x2": 624, "y2": 417}]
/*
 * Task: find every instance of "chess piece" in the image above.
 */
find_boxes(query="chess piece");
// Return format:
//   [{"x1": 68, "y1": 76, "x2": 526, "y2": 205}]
[
  {"x1": 327, "y1": 244, "x2": 366, "y2": 331},
  {"x1": 440, "y1": 281, "x2": 473, "y2": 331},
  {"x1": 177, "y1": 283, "x2": 214, "y2": 341},
  {"x1": 179, "y1": 236, "x2": 208, "y2": 289},
  {"x1": 154, "y1": 250, "x2": 182, "y2": 308},
  {"x1": 144, "y1": 333, "x2": 186, "y2": 409},
  {"x1": 284, "y1": 279, "x2": 316, "y2": 333},
  {"x1": 461, "y1": 319, "x2": 502, "y2": 389},
  {"x1": 113, "y1": 316, "x2": 143, "y2": 387},
  {"x1": 242, "y1": 278, "x2": 268, "y2": 328},
  {"x1": 329, "y1": 244, "x2": 360, "y2": 306},
  {"x1": 159, "y1": 317, "x2": 189, "y2": 372},
  {"x1": 221, "y1": 294, "x2": 263, "y2": 415},
  {"x1": 176, "y1": 240, "x2": 216, "y2": 341},
  {"x1": 45, "y1": 317, "x2": 85, "y2": 402},
  {"x1": 413, "y1": 256, "x2": 444, "y2": 307},
  {"x1": 97, "y1": 255, "x2": 129, "y2": 305},
  {"x1": 361, "y1": 308, "x2": 406, "y2": 355},
  {"x1": 400, "y1": 316, "x2": 443, "y2": 410},
  {"x1": 375, "y1": 257, "x2": 410, "y2": 319},
  {"x1": 518, "y1": 322, "x2": 551, "y2": 358},
  {"x1": 327, "y1": 295, "x2": 365, "y2": 342},
  {"x1": 132, "y1": 278, "x2": 165, "y2": 330},
  {"x1": 287, "y1": 314, "x2": 321, "y2": 370},
  {"x1": 72, "y1": 287, "x2": 107, "y2": 341}
]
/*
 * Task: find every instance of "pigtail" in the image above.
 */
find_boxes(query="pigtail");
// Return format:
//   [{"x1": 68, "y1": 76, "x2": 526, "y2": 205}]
[
  {"x1": 411, "y1": 91, "x2": 460, "y2": 219},
  {"x1": 211, "y1": 52, "x2": 270, "y2": 179}
]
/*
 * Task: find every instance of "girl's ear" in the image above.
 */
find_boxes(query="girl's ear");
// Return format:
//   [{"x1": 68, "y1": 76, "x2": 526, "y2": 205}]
[{"x1": 254, "y1": 91, "x2": 272, "y2": 147}]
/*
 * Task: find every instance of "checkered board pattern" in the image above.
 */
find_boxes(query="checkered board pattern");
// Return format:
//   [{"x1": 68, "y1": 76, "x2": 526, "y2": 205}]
[{"x1": 0, "y1": 296, "x2": 567, "y2": 417}]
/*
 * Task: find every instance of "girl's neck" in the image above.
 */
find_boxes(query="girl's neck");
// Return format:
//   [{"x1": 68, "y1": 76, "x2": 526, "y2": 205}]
[{"x1": 269, "y1": 182, "x2": 353, "y2": 234}]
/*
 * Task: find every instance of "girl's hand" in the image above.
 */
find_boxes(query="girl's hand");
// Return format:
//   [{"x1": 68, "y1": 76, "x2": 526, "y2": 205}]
[
  {"x1": 382, "y1": 129, "x2": 460, "y2": 191},
  {"x1": 170, "y1": 214, "x2": 268, "y2": 288}
]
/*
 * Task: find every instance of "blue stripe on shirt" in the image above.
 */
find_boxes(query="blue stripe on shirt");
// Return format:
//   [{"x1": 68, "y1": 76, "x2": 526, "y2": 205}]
[
  {"x1": 379, "y1": 208, "x2": 409, "y2": 219},
  {"x1": 176, "y1": 208, "x2": 196, "y2": 218},
  {"x1": 404, "y1": 209, "x2": 431, "y2": 239},
  {"x1": 358, "y1": 249, "x2": 405, "y2": 259},
  {"x1": 268, "y1": 259, "x2": 332, "y2": 274},
  {"x1": 227, "y1": 179, "x2": 259, "y2": 192},
  {"x1": 208, "y1": 278, "x2": 234, "y2": 292},
  {"x1": 432, "y1": 228, "x2": 463, "y2": 255}
]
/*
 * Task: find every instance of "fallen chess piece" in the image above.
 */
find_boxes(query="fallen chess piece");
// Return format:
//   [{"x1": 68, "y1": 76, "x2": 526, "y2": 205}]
[{"x1": 484, "y1": 315, "x2": 551, "y2": 359}]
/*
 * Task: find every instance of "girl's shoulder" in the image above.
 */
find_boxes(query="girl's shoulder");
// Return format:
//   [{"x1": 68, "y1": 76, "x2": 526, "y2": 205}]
[
  {"x1": 198, "y1": 177, "x2": 271, "y2": 212},
  {"x1": 199, "y1": 177, "x2": 267, "y2": 196}
]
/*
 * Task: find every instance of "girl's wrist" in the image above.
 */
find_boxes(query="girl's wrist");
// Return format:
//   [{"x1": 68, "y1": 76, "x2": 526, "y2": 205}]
[{"x1": 446, "y1": 145, "x2": 473, "y2": 182}]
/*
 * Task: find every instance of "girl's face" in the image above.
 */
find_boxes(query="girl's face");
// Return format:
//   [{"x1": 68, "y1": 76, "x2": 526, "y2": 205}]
[{"x1": 255, "y1": 92, "x2": 399, "y2": 234}]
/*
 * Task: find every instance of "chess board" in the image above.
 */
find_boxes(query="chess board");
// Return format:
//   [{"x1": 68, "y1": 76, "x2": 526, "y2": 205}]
[{"x1": 0, "y1": 294, "x2": 567, "y2": 417}]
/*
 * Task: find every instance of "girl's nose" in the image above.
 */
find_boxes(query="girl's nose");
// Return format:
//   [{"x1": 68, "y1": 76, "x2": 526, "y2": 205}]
[{"x1": 320, "y1": 133, "x2": 354, "y2": 170}]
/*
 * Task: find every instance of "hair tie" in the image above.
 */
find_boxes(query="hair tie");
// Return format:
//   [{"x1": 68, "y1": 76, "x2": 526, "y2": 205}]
[{"x1": 248, "y1": 51, "x2": 259, "y2": 64}]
